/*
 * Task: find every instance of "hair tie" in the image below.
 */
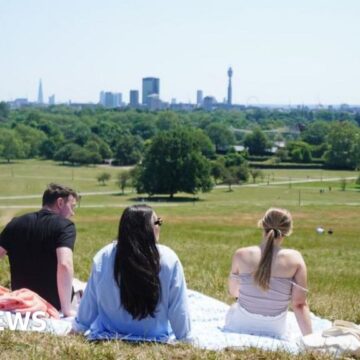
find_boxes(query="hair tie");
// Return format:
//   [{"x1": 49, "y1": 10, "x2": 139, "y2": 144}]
[{"x1": 268, "y1": 228, "x2": 281, "y2": 238}]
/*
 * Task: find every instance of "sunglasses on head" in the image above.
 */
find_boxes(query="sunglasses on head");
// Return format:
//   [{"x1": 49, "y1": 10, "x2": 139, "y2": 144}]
[{"x1": 154, "y1": 218, "x2": 163, "y2": 226}]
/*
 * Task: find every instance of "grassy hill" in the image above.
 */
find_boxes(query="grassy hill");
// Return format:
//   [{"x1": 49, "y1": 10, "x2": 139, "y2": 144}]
[{"x1": 0, "y1": 160, "x2": 359, "y2": 359}]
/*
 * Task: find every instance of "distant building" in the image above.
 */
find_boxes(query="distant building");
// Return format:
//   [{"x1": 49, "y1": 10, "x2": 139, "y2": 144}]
[
  {"x1": 37, "y1": 79, "x2": 44, "y2": 104},
  {"x1": 203, "y1": 96, "x2": 217, "y2": 111},
  {"x1": 147, "y1": 94, "x2": 162, "y2": 110},
  {"x1": 129, "y1": 90, "x2": 139, "y2": 107},
  {"x1": 101, "y1": 91, "x2": 122, "y2": 108},
  {"x1": 104, "y1": 92, "x2": 113, "y2": 108},
  {"x1": 227, "y1": 67, "x2": 233, "y2": 105},
  {"x1": 9, "y1": 98, "x2": 29, "y2": 109},
  {"x1": 170, "y1": 102, "x2": 196, "y2": 111},
  {"x1": 142, "y1": 77, "x2": 159, "y2": 107},
  {"x1": 196, "y1": 90, "x2": 203, "y2": 107},
  {"x1": 99, "y1": 91, "x2": 105, "y2": 105},
  {"x1": 113, "y1": 93, "x2": 122, "y2": 107},
  {"x1": 48, "y1": 94, "x2": 55, "y2": 105}
]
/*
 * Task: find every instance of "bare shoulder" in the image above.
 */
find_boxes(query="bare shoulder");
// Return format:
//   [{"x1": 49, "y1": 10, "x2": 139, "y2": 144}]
[
  {"x1": 234, "y1": 246, "x2": 260, "y2": 259},
  {"x1": 233, "y1": 246, "x2": 261, "y2": 271},
  {"x1": 278, "y1": 248, "x2": 305, "y2": 265}
]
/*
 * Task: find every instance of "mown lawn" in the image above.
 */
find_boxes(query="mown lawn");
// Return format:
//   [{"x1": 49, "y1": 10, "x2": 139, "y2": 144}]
[{"x1": 0, "y1": 160, "x2": 359, "y2": 359}]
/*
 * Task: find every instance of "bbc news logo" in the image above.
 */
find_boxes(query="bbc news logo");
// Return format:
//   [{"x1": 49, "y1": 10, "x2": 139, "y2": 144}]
[{"x1": 0, "y1": 311, "x2": 47, "y2": 331}]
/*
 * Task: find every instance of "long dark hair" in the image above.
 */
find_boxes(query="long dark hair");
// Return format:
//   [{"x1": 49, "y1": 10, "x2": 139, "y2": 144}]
[
  {"x1": 114, "y1": 205, "x2": 161, "y2": 319},
  {"x1": 254, "y1": 208, "x2": 293, "y2": 290}
]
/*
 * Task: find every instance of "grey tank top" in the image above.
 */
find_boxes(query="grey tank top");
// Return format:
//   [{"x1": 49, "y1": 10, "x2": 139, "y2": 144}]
[{"x1": 234, "y1": 273, "x2": 300, "y2": 316}]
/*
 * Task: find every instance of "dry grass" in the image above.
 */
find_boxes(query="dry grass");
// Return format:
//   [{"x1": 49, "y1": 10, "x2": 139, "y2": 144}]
[{"x1": 0, "y1": 161, "x2": 359, "y2": 359}]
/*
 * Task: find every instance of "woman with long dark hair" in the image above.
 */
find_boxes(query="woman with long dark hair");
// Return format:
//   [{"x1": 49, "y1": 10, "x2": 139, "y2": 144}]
[
  {"x1": 225, "y1": 208, "x2": 312, "y2": 338},
  {"x1": 73, "y1": 205, "x2": 191, "y2": 341}
]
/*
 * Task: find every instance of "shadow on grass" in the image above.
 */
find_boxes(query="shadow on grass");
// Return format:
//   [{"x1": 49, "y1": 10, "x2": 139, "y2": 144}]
[
  {"x1": 128, "y1": 196, "x2": 204, "y2": 203},
  {"x1": 0, "y1": 160, "x2": 22, "y2": 165},
  {"x1": 56, "y1": 162, "x2": 97, "y2": 168}
]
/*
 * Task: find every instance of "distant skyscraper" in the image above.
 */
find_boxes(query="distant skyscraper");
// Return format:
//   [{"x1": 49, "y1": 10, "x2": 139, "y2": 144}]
[
  {"x1": 113, "y1": 93, "x2": 122, "y2": 107},
  {"x1": 196, "y1": 90, "x2": 203, "y2": 106},
  {"x1": 104, "y1": 92, "x2": 114, "y2": 108},
  {"x1": 129, "y1": 90, "x2": 139, "y2": 107},
  {"x1": 37, "y1": 79, "x2": 44, "y2": 104},
  {"x1": 99, "y1": 91, "x2": 105, "y2": 105},
  {"x1": 142, "y1": 77, "x2": 160, "y2": 106},
  {"x1": 48, "y1": 94, "x2": 55, "y2": 105},
  {"x1": 227, "y1": 67, "x2": 233, "y2": 105},
  {"x1": 100, "y1": 91, "x2": 122, "y2": 108}
]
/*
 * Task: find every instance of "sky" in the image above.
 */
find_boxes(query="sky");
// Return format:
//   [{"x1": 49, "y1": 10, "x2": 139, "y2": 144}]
[{"x1": 1, "y1": 0, "x2": 360, "y2": 105}]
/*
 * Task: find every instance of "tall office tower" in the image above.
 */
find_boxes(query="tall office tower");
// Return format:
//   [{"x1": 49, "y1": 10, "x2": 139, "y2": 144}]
[
  {"x1": 99, "y1": 91, "x2": 105, "y2": 105},
  {"x1": 114, "y1": 93, "x2": 122, "y2": 107},
  {"x1": 104, "y1": 92, "x2": 115, "y2": 108},
  {"x1": 227, "y1": 67, "x2": 233, "y2": 105},
  {"x1": 196, "y1": 90, "x2": 203, "y2": 106},
  {"x1": 142, "y1": 77, "x2": 160, "y2": 106},
  {"x1": 129, "y1": 90, "x2": 139, "y2": 107},
  {"x1": 37, "y1": 79, "x2": 44, "y2": 104},
  {"x1": 48, "y1": 94, "x2": 55, "y2": 105}
]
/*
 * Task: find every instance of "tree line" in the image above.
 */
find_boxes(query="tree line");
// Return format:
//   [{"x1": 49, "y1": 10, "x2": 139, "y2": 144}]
[{"x1": 0, "y1": 102, "x2": 360, "y2": 197}]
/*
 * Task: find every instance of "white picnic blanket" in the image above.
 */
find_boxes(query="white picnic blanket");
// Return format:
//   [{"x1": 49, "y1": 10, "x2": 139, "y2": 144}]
[
  {"x1": 0, "y1": 289, "x2": 336, "y2": 354},
  {"x1": 187, "y1": 289, "x2": 332, "y2": 353}
]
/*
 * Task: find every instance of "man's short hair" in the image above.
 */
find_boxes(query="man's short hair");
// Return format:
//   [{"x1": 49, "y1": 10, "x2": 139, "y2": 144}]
[{"x1": 42, "y1": 183, "x2": 78, "y2": 206}]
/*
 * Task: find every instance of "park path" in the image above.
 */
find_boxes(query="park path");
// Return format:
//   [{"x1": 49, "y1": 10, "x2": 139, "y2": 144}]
[
  {"x1": 217, "y1": 176, "x2": 357, "y2": 188},
  {"x1": 0, "y1": 176, "x2": 357, "y2": 201}
]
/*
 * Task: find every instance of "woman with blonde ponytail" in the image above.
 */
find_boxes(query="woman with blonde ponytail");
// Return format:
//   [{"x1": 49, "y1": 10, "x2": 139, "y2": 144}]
[{"x1": 225, "y1": 208, "x2": 312, "y2": 338}]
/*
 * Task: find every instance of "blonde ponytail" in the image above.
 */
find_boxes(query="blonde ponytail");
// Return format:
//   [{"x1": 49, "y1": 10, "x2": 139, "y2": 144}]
[
  {"x1": 254, "y1": 208, "x2": 293, "y2": 291},
  {"x1": 254, "y1": 229, "x2": 276, "y2": 290}
]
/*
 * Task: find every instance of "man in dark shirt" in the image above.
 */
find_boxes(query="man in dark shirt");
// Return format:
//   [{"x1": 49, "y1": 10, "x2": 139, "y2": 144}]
[{"x1": 0, "y1": 183, "x2": 78, "y2": 316}]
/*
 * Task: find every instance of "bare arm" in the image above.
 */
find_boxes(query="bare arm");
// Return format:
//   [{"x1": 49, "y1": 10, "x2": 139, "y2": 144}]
[
  {"x1": 0, "y1": 246, "x2": 7, "y2": 259},
  {"x1": 56, "y1": 247, "x2": 75, "y2": 317},
  {"x1": 228, "y1": 250, "x2": 241, "y2": 298},
  {"x1": 291, "y1": 253, "x2": 312, "y2": 335}
]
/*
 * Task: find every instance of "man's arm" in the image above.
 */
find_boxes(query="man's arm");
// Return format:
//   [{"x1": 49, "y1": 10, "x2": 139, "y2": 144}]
[
  {"x1": 0, "y1": 246, "x2": 7, "y2": 259},
  {"x1": 56, "y1": 247, "x2": 75, "y2": 317}
]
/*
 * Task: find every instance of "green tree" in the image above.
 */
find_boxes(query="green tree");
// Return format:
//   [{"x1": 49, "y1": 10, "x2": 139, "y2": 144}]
[
  {"x1": 97, "y1": 172, "x2": 111, "y2": 186},
  {"x1": 190, "y1": 128, "x2": 215, "y2": 158},
  {"x1": 222, "y1": 167, "x2": 237, "y2": 191},
  {"x1": 70, "y1": 148, "x2": 101, "y2": 165},
  {"x1": 0, "y1": 129, "x2": 23, "y2": 162},
  {"x1": 324, "y1": 122, "x2": 360, "y2": 169},
  {"x1": 301, "y1": 120, "x2": 330, "y2": 145},
  {"x1": 115, "y1": 134, "x2": 144, "y2": 165},
  {"x1": 117, "y1": 171, "x2": 131, "y2": 194},
  {"x1": 14, "y1": 124, "x2": 46, "y2": 157},
  {"x1": 244, "y1": 127, "x2": 270, "y2": 155},
  {"x1": 136, "y1": 128, "x2": 213, "y2": 198},
  {"x1": 286, "y1": 141, "x2": 313, "y2": 163},
  {"x1": 39, "y1": 139, "x2": 57, "y2": 159},
  {"x1": 221, "y1": 165, "x2": 249, "y2": 191},
  {"x1": 223, "y1": 152, "x2": 247, "y2": 167},
  {"x1": 249, "y1": 169, "x2": 263, "y2": 183},
  {"x1": 211, "y1": 160, "x2": 226, "y2": 184},
  {"x1": 54, "y1": 143, "x2": 79, "y2": 164},
  {"x1": 205, "y1": 123, "x2": 235, "y2": 152},
  {"x1": 0, "y1": 102, "x2": 10, "y2": 120}
]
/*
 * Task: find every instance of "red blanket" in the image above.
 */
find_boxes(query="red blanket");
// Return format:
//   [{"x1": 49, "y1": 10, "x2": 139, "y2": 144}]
[{"x1": 0, "y1": 286, "x2": 59, "y2": 319}]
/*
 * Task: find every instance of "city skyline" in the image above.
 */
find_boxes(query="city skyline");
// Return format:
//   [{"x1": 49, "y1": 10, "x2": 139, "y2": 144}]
[{"x1": 1, "y1": 1, "x2": 360, "y2": 105}]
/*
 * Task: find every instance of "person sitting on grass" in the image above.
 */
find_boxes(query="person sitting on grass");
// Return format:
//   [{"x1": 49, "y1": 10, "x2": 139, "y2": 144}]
[
  {"x1": 0, "y1": 183, "x2": 78, "y2": 317},
  {"x1": 73, "y1": 204, "x2": 192, "y2": 342},
  {"x1": 225, "y1": 207, "x2": 312, "y2": 338}
]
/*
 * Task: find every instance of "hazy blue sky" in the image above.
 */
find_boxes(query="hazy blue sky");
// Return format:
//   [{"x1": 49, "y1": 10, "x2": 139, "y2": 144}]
[{"x1": 1, "y1": 0, "x2": 359, "y2": 105}]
